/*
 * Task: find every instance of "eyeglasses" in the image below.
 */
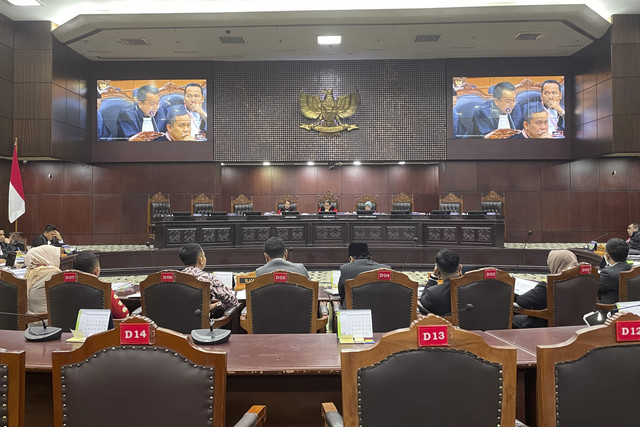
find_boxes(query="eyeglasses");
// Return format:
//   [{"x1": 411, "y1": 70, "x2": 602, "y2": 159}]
[{"x1": 497, "y1": 97, "x2": 516, "y2": 104}]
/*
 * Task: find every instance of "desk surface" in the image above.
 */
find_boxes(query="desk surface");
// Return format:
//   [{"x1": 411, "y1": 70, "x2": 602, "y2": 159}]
[{"x1": 485, "y1": 325, "x2": 583, "y2": 359}]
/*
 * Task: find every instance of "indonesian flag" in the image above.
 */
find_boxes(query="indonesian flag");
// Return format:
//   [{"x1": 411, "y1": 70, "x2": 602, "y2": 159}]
[{"x1": 8, "y1": 143, "x2": 25, "y2": 223}]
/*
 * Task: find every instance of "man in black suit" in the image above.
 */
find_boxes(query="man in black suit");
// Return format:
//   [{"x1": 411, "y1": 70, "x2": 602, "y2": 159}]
[
  {"x1": 31, "y1": 224, "x2": 64, "y2": 247},
  {"x1": 598, "y1": 238, "x2": 633, "y2": 304},
  {"x1": 338, "y1": 242, "x2": 390, "y2": 305},
  {"x1": 419, "y1": 248, "x2": 462, "y2": 315}
]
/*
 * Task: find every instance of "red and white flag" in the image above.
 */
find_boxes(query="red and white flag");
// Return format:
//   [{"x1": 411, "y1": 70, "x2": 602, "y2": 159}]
[{"x1": 8, "y1": 142, "x2": 25, "y2": 223}]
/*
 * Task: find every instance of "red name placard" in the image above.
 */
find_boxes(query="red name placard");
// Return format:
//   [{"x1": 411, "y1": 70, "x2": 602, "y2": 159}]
[
  {"x1": 484, "y1": 269, "x2": 497, "y2": 280},
  {"x1": 616, "y1": 321, "x2": 640, "y2": 342},
  {"x1": 418, "y1": 325, "x2": 449, "y2": 347},
  {"x1": 63, "y1": 272, "x2": 77, "y2": 282},
  {"x1": 274, "y1": 272, "x2": 288, "y2": 283},
  {"x1": 377, "y1": 270, "x2": 392, "y2": 281},
  {"x1": 120, "y1": 323, "x2": 151, "y2": 345},
  {"x1": 161, "y1": 272, "x2": 175, "y2": 282},
  {"x1": 580, "y1": 265, "x2": 592, "y2": 275}
]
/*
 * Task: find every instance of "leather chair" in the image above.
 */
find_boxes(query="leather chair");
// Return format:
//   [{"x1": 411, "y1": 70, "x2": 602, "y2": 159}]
[
  {"x1": 191, "y1": 193, "x2": 214, "y2": 215},
  {"x1": 0, "y1": 350, "x2": 25, "y2": 427},
  {"x1": 449, "y1": 267, "x2": 515, "y2": 330},
  {"x1": 147, "y1": 192, "x2": 171, "y2": 238},
  {"x1": 517, "y1": 263, "x2": 599, "y2": 327},
  {"x1": 480, "y1": 190, "x2": 506, "y2": 215},
  {"x1": 51, "y1": 316, "x2": 266, "y2": 427},
  {"x1": 0, "y1": 270, "x2": 28, "y2": 330},
  {"x1": 45, "y1": 271, "x2": 111, "y2": 331},
  {"x1": 619, "y1": 266, "x2": 640, "y2": 302},
  {"x1": 241, "y1": 271, "x2": 328, "y2": 333},
  {"x1": 322, "y1": 314, "x2": 517, "y2": 426},
  {"x1": 140, "y1": 271, "x2": 210, "y2": 334},
  {"x1": 344, "y1": 269, "x2": 418, "y2": 332},
  {"x1": 355, "y1": 192, "x2": 377, "y2": 211},
  {"x1": 317, "y1": 190, "x2": 339, "y2": 211},
  {"x1": 390, "y1": 192, "x2": 414, "y2": 212},
  {"x1": 452, "y1": 85, "x2": 491, "y2": 137},
  {"x1": 439, "y1": 192, "x2": 463, "y2": 213},
  {"x1": 537, "y1": 312, "x2": 640, "y2": 426},
  {"x1": 231, "y1": 194, "x2": 254, "y2": 214},
  {"x1": 98, "y1": 88, "x2": 135, "y2": 138},
  {"x1": 275, "y1": 194, "x2": 298, "y2": 212}
]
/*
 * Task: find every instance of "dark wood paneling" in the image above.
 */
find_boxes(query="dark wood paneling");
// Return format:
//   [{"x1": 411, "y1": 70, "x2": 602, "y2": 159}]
[
  {"x1": 597, "y1": 78, "x2": 613, "y2": 119},
  {"x1": 66, "y1": 91, "x2": 81, "y2": 128},
  {"x1": 119, "y1": 163, "x2": 154, "y2": 194},
  {"x1": 597, "y1": 115, "x2": 614, "y2": 151},
  {"x1": 508, "y1": 162, "x2": 541, "y2": 191},
  {"x1": 0, "y1": 14, "x2": 14, "y2": 49},
  {"x1": 506, "y1": 192, "x2": 541, "y2": 233},
  {"x1": 13, "y1": 50, "x2": 52, "y2": 83},
  {"x1": 614, "y1": 115, "x2": 640, "y2": 153},
  {"x1": 582, "y1": 85, "x2": 598, "y2": 125},
  {"x1": 0, "y1": 43, "x2": 13, "y2": 82},
  {"x1": 271, "y1": 166, "x2": 295, "y2": 196},
  {"x1": 93, "y1": 195, "x2": 121, "y2": 233},
  {"x1": 21, "y1": 193, "x2": 38, "y2": 233},
  {"x1": 52, "y1": 125, "x2": 90, "y2": 163},
  {"x1": 222, "y1": 167, "x2": 251, "y2": 198},
  {"x1": 13, "y1": 21, "x2": 51, "y2": 50},
  {"x1": 598, "y1": 158, "x2": 629, "y2": 191},
  {"x1": 341, "y1": 165, "x2": 366, "y2": 195},
  {"x1": 541, "y1": 192, "x2": 572, "y2": 232},
  {"x1": 63, "y1": 194, "x2": 92, "y2": 233},
  {"x1": 611, "y1": 44, "x2": 640, "y2": 78},
  {"x1": 0, "y1": 78, "x2": 12, "y2": 118},
  {"x1": 51, "y1": 84, "x2": 67, "y2": 123},
  {"x1": 316, "y1": 167, "x2": 342, "y2": 196},
  {"x1": 444, "y1": 162, "x2": 477, "y2": 192},
  {"x1": 476, "y1": 161, "x2": 509, "y2": 192},
  {"x1": 32, "y1": 162, "x2": 64, "y2": 193},
  {"x1": 570, "y1": 159, "x2": 600, "y2": 191},
  {"x1": 92, "y1": 234, "x2": 122, "y2": 245},
  {"x1": 629, "y1": 159, "x2": 640, "y2": 191},
  {"x1": 459, "y1": 192, "x2": 480, "y2": 213},
  {"x1": 611, "y1": 15, "x2": 640, "y2": 44},
  {"x1": 294, "y1": 167, "x2": 318, "y2": 195},
  {"x1": 364, "y1": 166, "x2": 389, "y2": 198},
  {"x1": 574, "y1": 90, "x2": 584, "y2": 126},
  {"x1": 167, "y1": 193, "x2": 190, "y2": 213},
  {"x1": 599, "y1": 192, "x2": 629, "y2": 232},
  {"x1": 630, "y1": 192, "x2": 640, "y2": 220},
  {"x1": 570, "y1": 191, "x2": 600, "y2": 231},
  {"x1": 121, "y1": 193, "x2": 148, "y2": 234},
  {"x1": 63, "y1": 163, "x2": 92, "y2": 193},
  {"x1": 92, "y1": 165, "x2": 122, "y2": 194},
  {"x1": 388, "y1": 165, "x2": 411, "y2": 194},
  {"x1": 36, "y1": 194, "x2": 64, "y2": 232},
  {"x1": 612, "y1": 78, "x2": 640, "y2": 115},
  {"x1": 13, "y1": 83, "x2": 52, "y2": 119},
  {"x1": 410, "y1": 165, "x2": 438, "y2": 194},
  {"x1": 0, "y1": 117, "x2": 12, "y2": 157},
  {"x1": 248, "y1": 167, "x2": 272, "y2": 196}
]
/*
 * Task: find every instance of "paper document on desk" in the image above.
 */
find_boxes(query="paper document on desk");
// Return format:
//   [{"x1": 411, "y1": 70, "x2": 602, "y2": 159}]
[
  {"x1": 111, "y1": 282, "x2": 133, "y2": 292},
  {"x1": 331, "y1": 270, "x2": 341, "y2": 286},
  {"x1": 514, "y1": 278, "x2": 538, "y2": 295},
  {"x1": 616, "y1": 301, "x2": 640, "y2": 316},
  {"x1": 235, "y1": 290, "x2": 246, "y2": 300},
  {"x1": 214, "y1": 271, "x2": 234, "y2": 289}
]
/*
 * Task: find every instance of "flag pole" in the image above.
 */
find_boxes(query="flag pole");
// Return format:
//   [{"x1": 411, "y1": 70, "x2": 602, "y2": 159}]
[{"x1": 14, "y1": 138, "x2": 18, "y2": 233}]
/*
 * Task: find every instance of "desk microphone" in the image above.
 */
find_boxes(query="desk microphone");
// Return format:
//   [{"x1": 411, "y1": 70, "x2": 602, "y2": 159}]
[
  {"x1": 190, "y1": 308, "x2": 231, "y2": 345},
  {"x1": 513, "y1": 230, "x2": 532, "y2": 275},
  {"x1": 0, "y1": 311, "x2": 63, "y2": 342},
  {"x1": 443, "y1": 303, "x2": 474, "y2": 317},
  {"x1": 401, "y1": 237, "x2": 419, "y2": 272},
  {"x1": 589, "y1": 232, "x2": 610, "y2": 243}
]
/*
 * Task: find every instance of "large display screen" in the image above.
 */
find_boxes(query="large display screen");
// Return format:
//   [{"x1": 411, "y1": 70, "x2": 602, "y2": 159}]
[
  {"x1": 452, "y1": 76, "x2": 565, "y2": 139},
  {"x1": 97, "y1": 79, "x2": 208, "y2": 142}
]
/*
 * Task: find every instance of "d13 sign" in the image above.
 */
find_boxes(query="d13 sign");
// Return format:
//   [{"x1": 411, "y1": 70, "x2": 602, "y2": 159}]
[
  {"x1": 418, "y1": 325, "x2": 449, "y2": 347},
  {"x1": 616, "y1": 320, "x2": 640, "y2": 342},
  {"x1": 120, "y1": 323, "x2": 151, "y2": 345},
  {"x1": 377, "y1": 270, "x2": 392, "y2": 281}
]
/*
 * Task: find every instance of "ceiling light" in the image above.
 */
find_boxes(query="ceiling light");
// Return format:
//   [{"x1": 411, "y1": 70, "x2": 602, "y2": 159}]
[
  {"x1": 6, "y1": 0, "x2": 41, "y2": 5},
  {"x1": 399, "y1": 161, "x2": 406, "y2": 165},
  {"x1": 353, "y1": 161, "x2": 362, "y2": 166},
  {"x1": 263, "y1": 161, "x2": 271, "y2": 166},
  {"x1": 317, "y1": 35, "x2": 341, "y2": 45},
  {"x1": 307, "y1": 161, "x2": 315, "y2": 166}
]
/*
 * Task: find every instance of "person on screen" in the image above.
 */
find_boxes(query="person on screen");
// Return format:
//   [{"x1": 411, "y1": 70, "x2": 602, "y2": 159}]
[
  {"x1": 418, "y1": 248, "x2": 462, "y2": 316},
  {"x1": 96, "y1": 91, "x2": 111, "y2": 141},
  {"x1": 337, "y1": 242, "x2": 390, "y2": 306},
  {"x1": 154, "y1": 105, "x2": 195, "y2": 141},
  {"x1": 540, "y1": 79, "x2": 565, "y2": 135},
  {"x1": 471, "y1": 81, "x2": 523, "y2": 138},
  {"x1": 319, "y1": 200, "x2": 337, "y2": 212},
  {"x1": 183, "y1": 83, "x2": 207, "y2": 138},
  {"x1": 115, "y1": 85, "x2": 165, "y2": 139},
  {"x1": 509, "y1": 102, "x2": 553, "y2": 139},
  {"x1": 277, "y1": 200, "x2": 295, "y2": 214},
  {"x1": 256, "y1": 237, "x2": 309, "y2": 277},
  {"x1": 598, "y1": 238, "x2": 632, "y2": 304}
]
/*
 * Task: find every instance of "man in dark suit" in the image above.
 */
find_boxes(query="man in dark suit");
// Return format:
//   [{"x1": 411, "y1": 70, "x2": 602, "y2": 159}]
[
  {"x1": 471, "y1": 81, "x2": 524, "y2": 137},
  {"x1": 419, "y1": 248, "x2": 462, "y2": 316},
  {"x1": 338, "y1": 242, "x2": 390, "y2": 305},
  {"x1": 31, "y1": 224, "x2": 64, "y2": 247},
  {"x1": 598, "y1": 238, "x2": 633, "y2": 304}
]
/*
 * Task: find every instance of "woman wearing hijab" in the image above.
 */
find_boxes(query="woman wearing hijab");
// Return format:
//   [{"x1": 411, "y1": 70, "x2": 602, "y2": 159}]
[
  {"x1": 25, "y1": 245, "x2": 61, "y2": 313},
  {"x1": 513, "y1": 249, "x2": 579, "y2": 328}
]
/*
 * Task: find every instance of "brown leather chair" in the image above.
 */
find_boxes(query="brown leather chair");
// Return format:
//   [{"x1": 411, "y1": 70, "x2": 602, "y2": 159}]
[
  {"x1": 322, "y1": 314, "x2": 517, "y2": 426},
  {"x1": 317, "y1": 190, "x2": 339, "y2": 211},
  {"x1": 517, "y1": 263, "x2": 599, "y2": 326},
  {"x1": 275, "y1": 194, "x2": 298, "y2": 212},
  {"x1": 537, "y1": 312, "x2": 640, "y2": 426},
  {"x1": 45, "y1": 271, "x2": 111, "y2": 331},
  {"x1": 344, "y1": 269, "x2": 418, "y2": 332},
  {"x1": 0, "y1": 270, "x2": 28, "y2": 330},
  {"x1": 480, "y1": 190, "x2": 506, "y2": 215},
  {"x1": 619, "y1": 266, "x2": 640, "y2": 302},
  {"x1": 231, "y1": 194, "x2": 254, "y2": 214},
  {"x1": 191, "y1": 193, "x2": 214, "y2": 215},
  {"x1": 449, "y1": 267, "x2": 515, "y2": 330},
  {"x1": 51, "y1": 316, "x2": 266, "y2": 427},
  {"x1": 439, "y1": 192, "x2": 463, "y2": 213},
  {"x1": 0, "y1": 350, "x2": 25, "y2": 427},
  {"x1": 390, "y1": 192, "x2": 414, "y2": 213},
  {"x1": 241, "y1": 271, "x2": 328, "y2": 333},
  {"x1": 147, "y1": 192, "x2": 171, "y2": 238},
  {"x1": 355, "y1": 192, "x2": 377, "y2": 211}
]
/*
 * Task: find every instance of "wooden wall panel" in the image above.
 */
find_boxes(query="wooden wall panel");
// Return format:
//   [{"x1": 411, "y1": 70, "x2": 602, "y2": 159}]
[
  {"x1": 121, "y1": 193, "x2": 148, "y2": 235},
  {"x1": 120, "y1": 163, "x2": 154, "y2": 194},
  {"x1": 0, "y1": 43, "x2": 13, "y2": 83},
  {"x1": 611, "y1": 45, "x2": 640, "y2": 78},
  {"x1": 630, "y1": 192, "x2": 640, "y2": 221},
  {"x1": 315, "y1": 167, "x2": 343, "y2": 196},
  {"x1": 541, "y1": 192, "x2": 572, "y2": 232},
  {"x1": 341, "y1": 166, "x2": 366, "y2": 195},
  {"x1": 599, "y1": 192, "x2": 630, "y2": 232},
  {"x1": 93, "y1": 195, "x2": 121, "y2": 234},
  {"x1": 0, "y1": 14, "x2": 14, "y2": 49},
  {"x1": 13, "y1": 50, "x2": 52, "y2": 83},
  {"x1": 63, "y1": 163, "x2": 92, "y2": 193},
  {"x1": 597, "y1": 78, "x2": 613, "y2": 119},
  {"x1": 443, "y1": 162, "x2": 477, "y2": 192},
  {"x1": 629, "y1": 161, "x2": 640, "y2": 191},
  {"x1": 388, "y1": 165, "x2": 411, "y2": 194},
  {"x1": 92, "y1": 165, "x2": 122, "y2": 194},
  {"x1": 35, "y1": 193, "x2": 64, "y2": 232},
  {"x1": 32, "y1": 162, "x2": 64, "y2": 193},
  {"x1": 570, "y1": 192, "x2": 600, "y2": 232},
  {"x1": 14, "y1": 83, "x2": 52, "y2": 119},
  {"x1": 294, "y1": 167, "x2": 318, "y2": 195},
  {"x1": 476, "y1": 161, "x2": 509, "y2": 193},
  {"x1": 570, "y1": 159, "x2": 600, "y2": 190},
  {"x1": 13, "y1": 21, "x2": 51, "y2": 50},
  {"x1": 506, "y1": 192, "x2": 541, "y2": 233},
  {"x1": 508, "y1": 163, "x2": 541, "y2": 191},
  {"x1": 410, "y1": 165, "x2": 438, "y2": 194},
  {"x1": 271, "y1": 166, "x2": 295, "y2": 196},
  {"x1": 598, "y1": 158, "x2": 628, "y2": 191},
  {"x1": 63, "y1": 194, "x2": 92, "y2": 233}
]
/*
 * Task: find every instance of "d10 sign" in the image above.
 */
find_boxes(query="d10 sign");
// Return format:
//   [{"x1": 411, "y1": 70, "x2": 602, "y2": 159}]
[
  {"x1": 120, "y1": 323, "x2": 151, "y2": 345},
  {"x1": 418, "y1": 325, "x2": 449, "y2": 347},
  {"x1": 616, "y1": 321, "x2": 640, "y2": 342},
  {"x1": 377, "y1": 270, "x2": 392, "y2": 281}
]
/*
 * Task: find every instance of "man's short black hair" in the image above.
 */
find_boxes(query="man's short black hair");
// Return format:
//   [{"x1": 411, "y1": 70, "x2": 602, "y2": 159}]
[
  {"x1": 606, "y1": 238, "x2": 629, "y2": 263},
  {"x1": 435, "y1": 249, "x2": 460, "y2": 275},
  {"x1": 43, "y1": 224, "x2": 58, "y2": 233},
  {"x1": 524, "y1": 101, "x2": 546, "y2": 123},
  {"x1": 631, "y1": 223, "x2": 640, "y2": 230},
  {"x1": 73, "y1": 251, "x2": 100, "y2": 274},
  {"x1": 136, "y1": 85, "x2": 159, "y2": 102},
  {"x1": 264, "y1": 237, "x2": 286, "y2": 259},
  {"x1": 541, "y1": 79, "x2": 561, "y2": 93},
  {"x1": 167, "y1": 105, "x2": 190, "y2": 125},
  {"x1": 179, "y1": 243, "x2": 203, "y2": 266},
  {"x1": 184, "y1": 82, "x2": 204, "y2": 95},
  {"x1": 492, "y1": 82, "x2": 516, "y2": 99},
  {"x1": 348, "y1": 242, "x2": 371, "y2": 259}
]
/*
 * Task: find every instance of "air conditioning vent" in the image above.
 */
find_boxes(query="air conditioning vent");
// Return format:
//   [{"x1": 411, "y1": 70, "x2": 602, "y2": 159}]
[
  {"x1": 414, "y1": 34, "x2": 441, "y2": 43},
  {"x1": 514, "y1": 32, "x2": 545, "y2": 41},
  {"x1": 116, "y1": 37, "x2": 152, "y2": 46},
  {"x1": 219, "y1": 36, "x2": 245, "y2": 44}
]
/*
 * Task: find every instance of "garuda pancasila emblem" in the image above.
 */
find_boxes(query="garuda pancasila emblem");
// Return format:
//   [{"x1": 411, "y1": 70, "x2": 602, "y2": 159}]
[{"x1": 298, "y1": 89, "x2": 360, "y2": 137}]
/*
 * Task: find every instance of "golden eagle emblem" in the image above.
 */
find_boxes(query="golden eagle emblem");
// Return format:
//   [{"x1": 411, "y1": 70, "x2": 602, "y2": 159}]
[{"x1": 299, "y1": 89, "x2": 360, "y2": 136}]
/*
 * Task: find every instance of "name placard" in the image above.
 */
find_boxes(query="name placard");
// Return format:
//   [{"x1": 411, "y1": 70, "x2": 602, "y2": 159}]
[
  {"x1": 63, "y1": 272, "x2": 77, "y2": 282},
  {"x1": 418, "y1": 325, "x2": 449, "y2": 347},
  {"x1": 161, "y1": 272, "x2": 175, "y2": 282},
  {"x1": 377, "y1": 270, "x2": 392, "y2": 281},
  {"x1": 580, "y1": 265, "x2": 592, "y2": 275},
  {"x1": 616, "y1": 320, "x2": 640, "y2": 342},
  {"x1": 120, "y1": 323, "x2": 151, "y2": 345},
  {"x1": 274, "y1": 272, "x2": 288, "y2": 283},
  {"x1": 484, "y1": 269, "x2": 497, "y2": 280}
]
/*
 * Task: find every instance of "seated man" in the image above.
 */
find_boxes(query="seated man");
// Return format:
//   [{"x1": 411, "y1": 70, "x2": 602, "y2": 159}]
[
  {"x1": 338, "y1": 242, "x2": 390, "y2": 305},
  {"x1": 179, "y1": 243, "x2": 239, "y2": 311},
  {"x1": 183, "y1": 82, "x2": 207, "y2": 138},
  {"x1": 277, "y1": 199, "x2": 295, "y2": 214},
  {"x1": 72, "y1": 251, "x2": 129, "y2": 319},
  {"x1": 627, "y1": 223, "x2": 640, "y2": 253},
  {"x1": 509, "y1": 102, "x2": 553, "y2": 139},
  {"x1": 319, "y1": 200, "x2": 337, "y2": 213},
  {"x1": 599, "y1": 238, "x2": 633, "y2": 304},
  {"x1": 540, "y1": 79, "x2": 565, "y2": 135},
  {"x1": 116, "y1": 84, "x2": 166, "y2": 139},
  {"x1": 31, "y1": 224, "x2": 64, "y2": 247},
  {"x1": 471, "y1": 81, "x2": 523, "y2": 138},
  {"x1": 154, "y1": 105, "x2": 195, "y2": 141},
  {"x1": 418, "y1": 248, "x2": 462, "y2": 316},
  {"x1": 256, "y1": 237, "x2": 308, "y2": 277}
]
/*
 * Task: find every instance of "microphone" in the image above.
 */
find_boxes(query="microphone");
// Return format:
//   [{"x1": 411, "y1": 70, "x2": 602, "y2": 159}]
[
  {"x1": 590, "y1": 232, "x2": 610, "y2": 243},
  {"x1": 513, "y1": 230, "x2": 532, "y2": 275},
  {"x1": 190, "y1": 307, "x2": 231, "y2": 345},
  {"x1": 0, "y1": 311, "x2": 63, "y2": 342},
  {"x1": 443, "y1": 303, "x2": 474, "y2": 317},
  {"x1": 400, "y1": 237, "x2": 419, "y2": 272}
]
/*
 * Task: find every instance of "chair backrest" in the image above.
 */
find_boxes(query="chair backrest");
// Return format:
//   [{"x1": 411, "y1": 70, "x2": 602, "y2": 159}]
[
  {"x1": 390, "y1": 192, "x2": 414, "y2": 212},
  {"x1": 231, "y1": 194, "x2": 254, "y2": 213},
  {"x1": 344, "y1": 269, "x2": 418, "y2": 332},
  {"x1": 619, "y1": 266, "x2": 640, "y2": 302},
  {"x1": 51, "y1": 316, "x2": 227, "y2": 427},
  {"x1": 340, "y1": 314, "x2": 516, "y2": 426},
  {"x1": 439, "y1": 192, "x2": 463, "y2": 213},
  {"x1": 355, "y1": 193, "x2": 377, "y2": 211},
  {"x1": 546, "y1": 263, "x2": 600, "y2": 327},
  {"x1": 452, "y1": 93, "x2": 488, "y2": 137},
  {"x1": 45, "y1": 271, "x2": 111, "y2": 331},
  {"x1": 0, "y1": 350, "x2": 25, "y2": 427},
  {"x1": 244, "y1": 271, "x2": 320, "y2": 333},
  {"x1": 0, "y1": 270, "x2": 28, "y2": 330},
  {"x1": 480, "y1": 190, "x2": 505, "y2": 215},
  {"x1": 191, "y1": 193, "x2": 214, "y2": 215},
  {"x1": 140, "y1": 270, "x2": 210, "y2": 334},
  {"x1": 147, "y1": 192, "x2": 171, "y2": 238},
  {"x1": 275, "y1": 194, "x2": 298, "y2": 212},
  {"x1": 98, "y1": 94, "x2": 134, "y2": 138},
  {"x1": 317, "y1": 190, "x2": 339, "y2": 211},
  {"x1": 450, "y1": 268, "x2": 515, "y2": 330},
  {"x1": 537, "y1": 312, "x2": 640, "y2": 426}
]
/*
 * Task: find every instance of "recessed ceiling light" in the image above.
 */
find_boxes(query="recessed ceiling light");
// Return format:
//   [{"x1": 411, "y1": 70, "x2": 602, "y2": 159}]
[
  {"x1": 399, "y1": 161, "x2": 406, "y2": 165},
  {"x1": 317, "y1": 35, "x2": 342, "y2": 45},
  {"x1": 263, "y1": 161, "x2": 271, "y2": 166},
  {"x1": 307, "y1": 161, "x2": 315, "y2": 166},
  {"x1": 353, "y1": 161, "x2": 362, "y2": 166},
  {"x1": 6, "y1": 0, "x2": 41, "y2": 5}
]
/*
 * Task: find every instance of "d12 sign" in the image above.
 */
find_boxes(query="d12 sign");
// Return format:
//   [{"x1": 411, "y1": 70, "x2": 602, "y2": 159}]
[
  {"x1": 377, "y1": 270, "x2": 392, "y2": 281},
  {"x1": 580, "y1": 265, "x2": 592, "y2": 275},
  {"x1": 63, "y1": 272, "x2": 77, "y2": 282},
  {"x1": 616, "y1": 320, "x2": 640, "y2": 342},
  {"x1": 484, "y1": 269, "x2": 497, "y2": 280},
  {"x1": 161, "y1": 272, "x2": 175, "y2": 282},
  {"x1": 120, "y1": 323, "x2": 151, "y2": 345},
  {"x1": 418, "y1": 325, "x2": 449, "y2": 347},
  {"x1": 274, "y1": 272, "x2": 288, "y2": 283}
]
